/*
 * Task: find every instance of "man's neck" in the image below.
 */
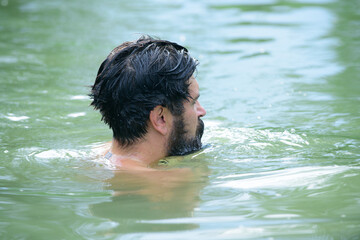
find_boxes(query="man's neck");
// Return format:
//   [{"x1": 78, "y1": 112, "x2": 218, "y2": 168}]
[{"x1": 108, "y1": 133, "x2": 167, "y2": 169}]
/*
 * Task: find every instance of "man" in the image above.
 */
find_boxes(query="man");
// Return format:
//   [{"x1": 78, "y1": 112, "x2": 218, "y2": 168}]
[{"x1": 90, "y1": 36, "x2": 206, "y2": 170}]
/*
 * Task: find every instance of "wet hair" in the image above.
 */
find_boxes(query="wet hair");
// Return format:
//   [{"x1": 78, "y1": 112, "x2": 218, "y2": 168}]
[{"x1": 90, "y1": 36, "x2": 199, "y2": 146}]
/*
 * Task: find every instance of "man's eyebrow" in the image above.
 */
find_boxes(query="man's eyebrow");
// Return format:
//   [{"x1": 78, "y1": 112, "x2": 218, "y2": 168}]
[{"x1": 191, "y1": 94, "x2": 200, "y2": 101}]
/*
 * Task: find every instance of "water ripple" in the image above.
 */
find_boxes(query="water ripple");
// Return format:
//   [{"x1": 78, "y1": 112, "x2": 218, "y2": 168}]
[{"x1": 216, "y1": 166, "x2": 354, "y2": 190}]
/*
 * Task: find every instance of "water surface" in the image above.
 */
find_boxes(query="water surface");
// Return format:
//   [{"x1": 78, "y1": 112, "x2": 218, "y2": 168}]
[{"x1": 1, "y1": 0, "x2": 359, "y2": 239}]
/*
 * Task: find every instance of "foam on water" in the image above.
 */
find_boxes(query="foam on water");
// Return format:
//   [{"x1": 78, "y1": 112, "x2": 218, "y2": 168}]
[
  {"x1": 67, "y1": 112, "x2": 86, "y2": 118},
  {"x1": 203, "y1": 122, "x2": 309, "y2": 146},
  {"x1": 70, "y1": 95, "x2": 89, "y2": 100},
  {"x1": 34, "y1": 149, "x2": 84, "y2": 160},
  {"x1": 4, "y1": 113, "x2": 30, "y2": 122},
  {"x1": 202, "y1": 121, "x2": 310, "y2": 158}
]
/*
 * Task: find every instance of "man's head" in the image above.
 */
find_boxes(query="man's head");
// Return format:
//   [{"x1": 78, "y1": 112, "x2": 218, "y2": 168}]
[{"x1": 90, "y1": 36, "x2": 206, "y2": 155}]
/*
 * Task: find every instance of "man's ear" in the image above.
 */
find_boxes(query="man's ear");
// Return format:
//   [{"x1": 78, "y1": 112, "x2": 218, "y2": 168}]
[{"x1": 149, "y1": 105, "x2": 171, "y2": 135}]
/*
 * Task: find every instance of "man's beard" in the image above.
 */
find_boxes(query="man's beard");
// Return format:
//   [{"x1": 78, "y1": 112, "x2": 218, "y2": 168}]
[{"x1": 167, "y1": 116, "x2": 205, "y2": 156}]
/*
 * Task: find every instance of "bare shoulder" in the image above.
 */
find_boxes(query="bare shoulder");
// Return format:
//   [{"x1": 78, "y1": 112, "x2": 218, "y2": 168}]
[{"x1": 91, "y1": 141, "x2": 112, "y2": 156}]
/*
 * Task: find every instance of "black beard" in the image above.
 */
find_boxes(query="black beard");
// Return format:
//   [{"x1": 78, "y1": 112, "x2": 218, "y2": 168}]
[{"x1": 167, "y1": 116, "x2": 205, "y2": 156}]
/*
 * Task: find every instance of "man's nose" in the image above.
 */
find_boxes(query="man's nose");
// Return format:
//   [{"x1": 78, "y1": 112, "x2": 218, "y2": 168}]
[{"x1": 197, "y1": 102, "x2": 206, "y2": 117}]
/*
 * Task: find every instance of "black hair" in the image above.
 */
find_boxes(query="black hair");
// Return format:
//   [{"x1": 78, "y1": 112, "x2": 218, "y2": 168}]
[{"x1": 90, "y1": 36, "x2": 199, "y2": 146}]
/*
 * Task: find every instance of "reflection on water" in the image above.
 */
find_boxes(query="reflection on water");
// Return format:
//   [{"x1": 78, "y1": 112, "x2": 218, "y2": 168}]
[
  {"x1": 1, "y1": 0, "x2": 360, "y2": 239},
  {"x1": 89, "y1": 165, "x2": 209, "y2": 234}
]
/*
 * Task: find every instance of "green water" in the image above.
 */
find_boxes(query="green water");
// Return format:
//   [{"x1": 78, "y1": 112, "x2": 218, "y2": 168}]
[{"x1": 1, "y1": 0, "x2": 359, "y2": 239}]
